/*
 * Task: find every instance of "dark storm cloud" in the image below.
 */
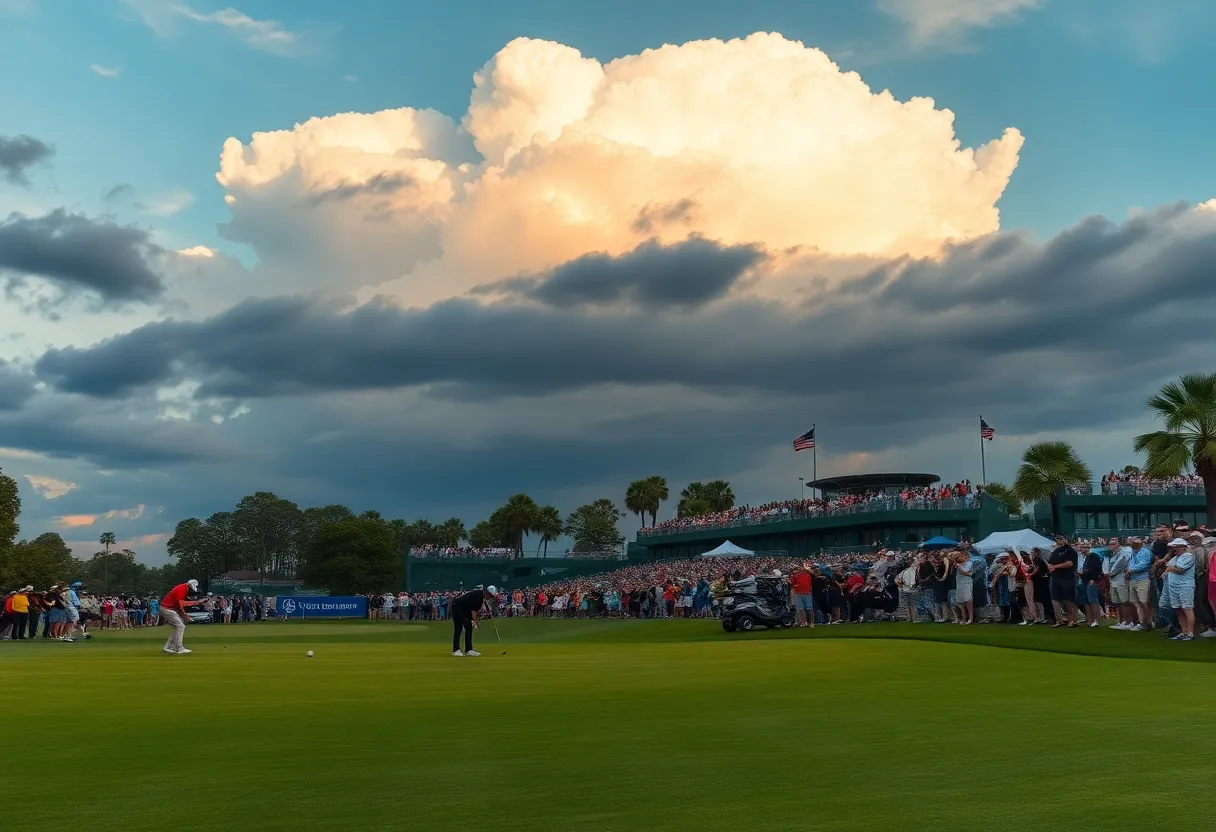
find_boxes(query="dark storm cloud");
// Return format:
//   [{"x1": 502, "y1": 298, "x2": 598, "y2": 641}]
[
  {"x1": 31, "y1": 205, "x2": 1216, "y2": 442},
  {"x1": 306, "y1": 172, "x2": 417, "y2": 205},
  {"x1": 479, "y1": 237, "x2": 765, "y2": 309},
  {"x1": 0, "y1": 209, "x2": 165, "y2": 302},
  {"x1": 0, "y1": 134, "x2": 54, "y2": 185},
  {"x1": 0, "y1": 360, "x2": 36, "y2": 410},
  {"x1": 0, "y1": 396, "x2": 233, "y2": 468}
]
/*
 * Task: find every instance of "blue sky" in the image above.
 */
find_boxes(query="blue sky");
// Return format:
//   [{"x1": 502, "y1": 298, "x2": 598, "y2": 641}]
[{"x1": 1, "y1": 0, "x2": 1214, "y2": 562}]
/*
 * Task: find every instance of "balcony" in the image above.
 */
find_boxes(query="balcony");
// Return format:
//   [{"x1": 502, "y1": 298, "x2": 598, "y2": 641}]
[
  {"x1": 636, "y1": 496, "x2": 979, "y2": 540},
  {"x1": 1065, "y1": 481, "x2": 1206, "y2": 497}
]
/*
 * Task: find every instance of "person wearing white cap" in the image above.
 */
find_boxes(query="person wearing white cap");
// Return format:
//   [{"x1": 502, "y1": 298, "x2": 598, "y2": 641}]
[
  {"x1": 449, "y1": 584, "x2": 495, "y2": 656},
  {"x1": 1162, "y1": 539, "x2": 1197, "y2": 641},
  {"x1": 160, "y1": 579, "x2": 199, "y2": 654}
]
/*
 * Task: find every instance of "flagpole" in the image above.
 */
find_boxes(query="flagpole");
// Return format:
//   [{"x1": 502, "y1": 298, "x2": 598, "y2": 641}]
[
  {"x1": 980, "y1": 416, "x2": 987, "y2": 486},
  {"x1": 812, "y1": 423, "x2": 817, "y2": 500}
]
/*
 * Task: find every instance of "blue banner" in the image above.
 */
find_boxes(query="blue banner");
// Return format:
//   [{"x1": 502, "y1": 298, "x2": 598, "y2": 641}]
[{"x1": 275, "y1": 595, "x2": 367, "y2": 619}]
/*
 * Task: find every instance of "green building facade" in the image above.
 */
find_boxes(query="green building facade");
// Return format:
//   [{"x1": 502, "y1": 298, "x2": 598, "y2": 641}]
[
  {"x1": 1036, "y1": 483, "x2": 1207, "y2": 538},
  {"x1": 629, "y1": 493, "x2": 1014, "y2": 561},
  {"x1": 404, "y1": 553, "x2": 649, "y2": 593}
]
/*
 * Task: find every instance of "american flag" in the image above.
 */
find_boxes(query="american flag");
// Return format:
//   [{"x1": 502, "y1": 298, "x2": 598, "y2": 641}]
[
  {"x1": 793, "y1": 428, "x2": 815, "y2": 452},
  {"x1": 980, "y1": 419, "x2": 995, "y2": 440}
]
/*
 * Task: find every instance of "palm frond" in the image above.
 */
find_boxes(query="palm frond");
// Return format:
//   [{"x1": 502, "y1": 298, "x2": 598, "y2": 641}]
[{"x1": 1133, "y1": 431, "x2": 1191, "y2": 477}]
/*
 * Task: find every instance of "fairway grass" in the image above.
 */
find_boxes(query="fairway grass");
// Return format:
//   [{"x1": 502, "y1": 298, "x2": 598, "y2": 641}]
[{"x1": 5, "y1": 619, "x2": 1216, "y2": 831}]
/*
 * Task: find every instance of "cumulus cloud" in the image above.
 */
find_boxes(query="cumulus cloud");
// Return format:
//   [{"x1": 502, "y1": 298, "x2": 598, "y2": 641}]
[
  {"x1": 879, "y1": 0, "x2": 1043, "y2": 45},
  {"x1": 0, "y1": 134, "x2": 54, "y2": 186},
  {"x1": 24, "y1": 474, "x2": 77, "y2": 499},
  {"x1": 214, "y1": 33, "x2": 1022, "y2": 306},
  {"x1": 216, "y1": 107, "x2": 474, "y2": 292},
  {"x1": 0, "y1": 209, "x2": 165, "y2": 304},
  {"x1": 124, "y1": 0, "x2": 303, "y2": 56}
]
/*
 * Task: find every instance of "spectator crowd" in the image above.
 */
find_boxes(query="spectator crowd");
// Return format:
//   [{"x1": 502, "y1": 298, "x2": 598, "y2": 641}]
[
  {"x1": 1, "y1": 587, "x2": 274, "y2": 640},
  {"x1": 1096, "y1": 472, "x2": 1204, "y2": 495},
  {"x1": 410, "y1": 545, "x2": 515, "y2": 560},
  {"x1": 640, "y1": 482, "x2": 981, "y2": 537},
  {"x1": 359, "y1": 519, "x2": 1216, "y2": 643}
]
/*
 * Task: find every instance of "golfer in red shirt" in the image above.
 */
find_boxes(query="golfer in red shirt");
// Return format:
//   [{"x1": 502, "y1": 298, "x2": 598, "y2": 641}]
[{"x1": 161, "y1": 579, "x2": 198, "y2": 655}]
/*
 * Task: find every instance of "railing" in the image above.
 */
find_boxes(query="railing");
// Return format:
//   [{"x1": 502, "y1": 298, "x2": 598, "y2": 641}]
[
  {"x1": 562, "y1": 549, "x2": 627, "y2": 560},
  {"x1": 410, "y1": 548, "x2": 514, "y2": 561},
  {"x1": 637, "y1": 497, "x2": 978, "y2": 539},
  {"x1": 1065, "y1": 481, "x2": 1206, "y2": 497}
]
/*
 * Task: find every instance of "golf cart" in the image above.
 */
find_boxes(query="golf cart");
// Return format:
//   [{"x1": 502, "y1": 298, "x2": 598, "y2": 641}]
[{"x1": 721, "y1": 575, "x2": 794, "y2": 632}]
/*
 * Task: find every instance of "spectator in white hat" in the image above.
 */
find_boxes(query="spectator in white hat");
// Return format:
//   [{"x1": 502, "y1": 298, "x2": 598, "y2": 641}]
[{"x1": 1162, "y1": 539, "x2": 1197, "y2": 641}]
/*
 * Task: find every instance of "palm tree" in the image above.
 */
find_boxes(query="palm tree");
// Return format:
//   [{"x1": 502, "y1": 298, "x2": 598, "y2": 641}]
[
  {"x1": 701, "y1": 480, "x2": 735, "y2": 512},
  {"x1": 1013, "y1": 442, "x2": 1092, "y2": 533},
  {"x1": 535, "y1": 505, "x2": 563, "y2": 558},
  {"x1": 982, "y1": 482, "x2": 1022, "y2": 515},
  {"x1": 679, "y1": 497, "x2": 712, "y2": 518},
  {"x1": 642, "y1": 475, "x2": 668, "y2": 526},
  {"x1": 1134, "y1": 372, "x2": 1216, "y2": 521},
  {"x1": 100, "y1": 531, "x2": 116, "y2": 593},
  {"x1": 677, "y1": 481, "x2": 733, "y2": 516},
  {"x1": 492, "y1": 494, "x2": 541, "y2": 557},
  {"x1": 624, "y1": 480, "x2": 650, "y2": 527},
  {"x1": 438, "y1": 517, "x2": 466, "y2": 548}
]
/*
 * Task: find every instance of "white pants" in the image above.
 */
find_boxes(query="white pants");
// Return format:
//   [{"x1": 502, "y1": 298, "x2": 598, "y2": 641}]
[{"x1": 162, "y1": 609, "x2": 185, "y2": 651}]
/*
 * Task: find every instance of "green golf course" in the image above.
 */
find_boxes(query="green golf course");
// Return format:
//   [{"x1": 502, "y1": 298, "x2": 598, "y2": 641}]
[{"x1": 5, "y1": 619, "x2": 1216, "y2": 831}]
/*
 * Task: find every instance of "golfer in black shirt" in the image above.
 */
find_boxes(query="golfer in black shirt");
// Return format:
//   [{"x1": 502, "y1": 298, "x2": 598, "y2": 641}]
[{"x1": 451, "y1": 585, "x2": 495, "y2": 657}]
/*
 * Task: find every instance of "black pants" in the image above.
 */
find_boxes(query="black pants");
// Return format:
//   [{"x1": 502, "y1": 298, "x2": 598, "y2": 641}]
[
  {"x1": 26, "y1": 612, "x2": 38, "y2": 638},
  {"x1": 12, "y1": 612, "x2": 28, "y2": 639},
  {"x1": 452, "y1": 610, "x2": 474, "y2": 653}
]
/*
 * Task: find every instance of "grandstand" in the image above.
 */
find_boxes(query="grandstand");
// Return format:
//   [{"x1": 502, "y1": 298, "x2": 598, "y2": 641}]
[{"x1": 399, "y1": 473, "x2": 1208, "y2": 592}]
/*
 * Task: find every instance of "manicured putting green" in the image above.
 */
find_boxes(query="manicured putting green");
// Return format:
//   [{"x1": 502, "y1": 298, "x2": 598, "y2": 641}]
[{"x1": 5, "y1": 619, "x2": 1216, "y2": 831}]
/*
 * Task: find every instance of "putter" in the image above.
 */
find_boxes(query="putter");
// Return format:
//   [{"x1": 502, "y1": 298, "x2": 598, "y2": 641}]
[{"x1": 486, "y1": 604, "x2": 506, "y2": 655}]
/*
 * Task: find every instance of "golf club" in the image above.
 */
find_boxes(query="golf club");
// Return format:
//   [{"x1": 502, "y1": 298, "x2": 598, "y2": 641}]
[{"x1": 486, "y1": 602, "x2": 506, "y2": 655}]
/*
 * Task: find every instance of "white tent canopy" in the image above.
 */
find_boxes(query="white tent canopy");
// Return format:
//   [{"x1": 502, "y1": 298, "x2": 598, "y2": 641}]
[
  {"x1": 972, "y1": 529, "x2": 1056, "y2": 555},
  {"x1": 699, "y1": 540, "x2": 756, "y2": 558}
]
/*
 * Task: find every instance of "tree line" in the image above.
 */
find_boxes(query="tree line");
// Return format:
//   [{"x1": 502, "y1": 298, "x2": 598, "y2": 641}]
[{"x1": 161, "y1": 490, "x2": 632, "y2": 594}]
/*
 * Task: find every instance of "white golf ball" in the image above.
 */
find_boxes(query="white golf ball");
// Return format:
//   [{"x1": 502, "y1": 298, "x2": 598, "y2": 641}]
[{"x1": 306, "y1": 650, "x2": 314, "y2": 657}]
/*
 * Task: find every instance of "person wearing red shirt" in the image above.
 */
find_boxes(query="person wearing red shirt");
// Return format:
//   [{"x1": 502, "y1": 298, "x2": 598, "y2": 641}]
[
  {"x1": 791, "y1": 565, "x2": 815, "y2": 627},
  {"x1": 160, "y1": 579, "x2": 199, "y2": 655}
]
